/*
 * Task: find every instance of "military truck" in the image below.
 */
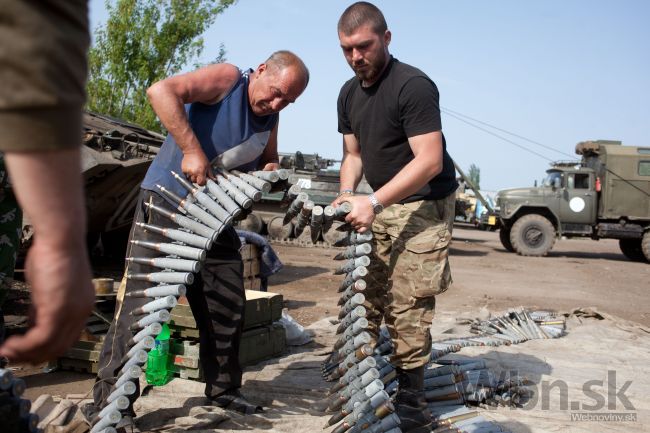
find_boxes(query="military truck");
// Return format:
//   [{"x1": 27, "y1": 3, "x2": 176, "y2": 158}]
[{"x1": 484, "y1": 140, "x2": 650, "y2": 262}]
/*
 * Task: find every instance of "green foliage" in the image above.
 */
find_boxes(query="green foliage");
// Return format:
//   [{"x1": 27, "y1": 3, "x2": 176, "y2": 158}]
[
  {"x1": 468, "y1": 163, "x2": 481, "y2": 190},
  {"x1": 87, "y1": 0, "x2": 236, "y2": 132}
]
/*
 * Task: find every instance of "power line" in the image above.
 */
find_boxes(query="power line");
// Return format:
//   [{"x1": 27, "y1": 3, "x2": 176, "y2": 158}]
[
  {"x1": 441, "y1": 106, "x2": 576, "y2": 160},
  {"x1": 442, "y1": 110, "x2": 555, "y2": 162}
]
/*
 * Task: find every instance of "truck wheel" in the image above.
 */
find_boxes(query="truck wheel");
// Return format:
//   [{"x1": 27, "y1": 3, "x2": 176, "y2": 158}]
[
  {"x1": 640, "y1": 231, "x2": 650, "y2": 263},
  {"x1": 619, "y1": 239, "x2": 645, "y2": 262},
  {"x1": 499, "y1": 227, "x2": 515, "y2": 252},
  {"x1": 510, "y1": 214, "x2": 556, "y2": 256}
]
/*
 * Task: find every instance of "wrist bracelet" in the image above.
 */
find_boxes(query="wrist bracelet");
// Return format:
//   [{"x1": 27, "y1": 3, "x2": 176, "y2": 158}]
[{"x1": 338, "y1": 189, "x2": 354, "y2": 197}]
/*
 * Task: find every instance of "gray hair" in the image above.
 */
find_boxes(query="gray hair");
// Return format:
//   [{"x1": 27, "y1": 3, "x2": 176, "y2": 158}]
[
  {"x1": 338, "y1": 2, "x2": 387, "y2": 36},
  {"x1": 265, "y1": 50, "x2": 310, "y2": 87}
]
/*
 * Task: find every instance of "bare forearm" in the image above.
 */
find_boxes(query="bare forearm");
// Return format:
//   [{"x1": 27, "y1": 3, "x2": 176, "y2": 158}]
[
  {"x1": 374, "y1": 156, "x2": 442, "y2": 207},
  {"x1": 147, "y1": 83, "x2": 202, "y2": 154},
  {"x1": 340, "y1": 153, "x2": 364, "y2": 192},
  {"x1": 5, "y1": 148, "x2": 87, "y2": 248}
]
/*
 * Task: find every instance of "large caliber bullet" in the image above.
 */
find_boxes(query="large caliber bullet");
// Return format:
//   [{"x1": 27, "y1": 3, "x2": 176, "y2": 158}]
[
  {"x1": 106, "y1": 381, "x2": 136, "y2": 404},
  {"x1": 127, "y1": 271, "x2": 194, "y2": 285},
  {"x1": 129, "y1": 310, "x2": 170, "y2": 331},
  {"x1": 130, "y1": 296, "x2": 178, "y2": 316},
  {"x1": 287, "y1": 184, "x2": 301, "y2": 200},
  {"x1": 336, "y1": 306, "x2": 367, "y2": 334},
  {"x1": 128, "y1": 323, "x2": 163, "y2": 346},
  {"x1": 333, "y1": 231, "x2": 373, "y2": 247},
  {"x1": 251, "y1": 170, "x2": 280, "y2": 183},
  {"x1": 334, "y1": 243, "x2": 373, "y2": 260},
  {"x1": 310, "y1": 205, "x2": 324, "y2": 243},
  {"x1": 338, "y1": 266, "x2": 368, "y2": 292},
  {"x1": 219, "y1": 169, "x2": 263, "y2": 201},
  {"x1": 130, "y1": 240, "x2": 206, "y2": 261},
  {"x1": 338, "y1": 280, "x2": 367, "y2": 306},
  {"x1": 90, "y1": 410, "x2": 121, "y2": 433},
  {"x1": 123, "y1": 337, "x2": 154, "y2": 361},
  {"x1": 283, "y1": 192, "x2": 308, "y2": 225},
  {"x1": 334, "y1": 202, "x2": 353, "y2": 220},
  {"x1": 338, "y1": 293, "x2": 366, "y2": 319},
  {"x1": 334, "y1": 256, "x2": 371, "y2": 275},
  {"x1": 125, "y1": 284, "x2": 186, "y2": 298},
  {"x1": 215, "y1": 175, "x2": 253, "y2": 209},
  {"x1": 322, "y1": 205, "x2": 336, "y2": 233},
  {"x1": 114, "y1": 364, "x2": 142, "y2": 389},
  {"x1": 156, "y1": 185, "x2": 225, "y2": 233},
  {"x1": 328, "y1": 356, "x2": 376, "y2": 394},
  {"x1": 333, "y1": 317, "x2": 369, "y2": 351},
  {"x1": 144, "y1": 202, "x2": 218, "y2": 241},
  {"x1": 121, "y1": 350, "x2": 148, "y2": 371},
  {"x1": 232, "y1": 170, "x2": 272, "y2": 193},
  {"x1": 294, "y1": 200, "x2": 314, "y2": 237},
  {"x1": 205, "y1": 179, "x2": 242, "y2": 217},
  {"x1": 127, "y1": 256, "x2": 201, "y2": 273}
]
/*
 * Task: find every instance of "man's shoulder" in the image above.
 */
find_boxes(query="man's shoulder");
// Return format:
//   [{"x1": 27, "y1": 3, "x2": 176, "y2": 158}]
[
  {"x1": 338, "y1": 76, "x2": 358, "y2": 98},
  {"x1": 389, "y1": 59, "x2": 433, "y2": 85}
]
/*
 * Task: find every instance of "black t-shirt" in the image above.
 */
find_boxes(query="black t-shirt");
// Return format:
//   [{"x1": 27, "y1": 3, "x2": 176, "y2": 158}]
[{"x1": 337, "y1": 57, "x2": 458, "y2": 203}]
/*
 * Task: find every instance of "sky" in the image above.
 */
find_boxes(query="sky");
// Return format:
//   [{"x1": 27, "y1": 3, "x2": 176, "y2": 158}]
[{"x1": 89, "y1": 0, "x2": 650, "y2": 192}]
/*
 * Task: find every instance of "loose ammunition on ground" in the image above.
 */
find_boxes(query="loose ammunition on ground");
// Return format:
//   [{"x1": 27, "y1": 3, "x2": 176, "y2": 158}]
[
  {"x1": 127, "y1": 256, "x2": 201, "y2": 273},
  {"x1": 215, "y1": 175, "x2": 253, "y2": 209},
  {"x1": 131, "y1": 240, "x2": 206, "y2": 261},
  {"x1": 334, "y1": 256, "x2": 371, "y2": 275},
  {"x1": 144, "y1": 202, "x2": 218, "y2": 241},
  {"x1": 232, "y1": 170, "x2": 271, "y2": 193},
  {"x1": 126, "y1": 284, "x2": 186, "y2": 298},
  {"x1": 205, "y1": 179, "x2": 242, "y2": 217},
  {"x1": 219, "y1": 170, "x2": 262, "y2": 201},
  {"x1": 294, "y1": 200, "x2": 314, "y2": 237},
  {"x1": 127, "y1": 271, "x2": 194, "y2": 285},
  {"x1": 283, "y1": 192, "x2": 309, "y2": 225},
  {"x1": 128, "y1": 322, "x2": 163, "y2": 346},
  {"x1": 129, "y1": 310, "x2": 170, "y2": 331},
  {"x1": 334, "y1": 243, "x2": 373, "y2": 260},
  {"x1": 310, "y1": 205, "x2": 324, "y2": 243}
]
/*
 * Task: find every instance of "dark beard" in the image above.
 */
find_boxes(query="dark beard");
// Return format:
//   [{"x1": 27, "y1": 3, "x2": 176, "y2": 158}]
[{"x1": 353, "y1": 51, "x2": 387, "y2": 84}]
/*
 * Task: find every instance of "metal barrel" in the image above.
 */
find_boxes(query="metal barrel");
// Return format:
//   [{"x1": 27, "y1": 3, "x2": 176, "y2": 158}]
[
  {"x1": 192, "y1": 190, "x2": 233, "y2": 225},
  {"x1": 145, "y1": 202, "x2": 218, "y2": 241},
  {"x1": 334, "y1": 201, "x2": 353, "y2": 219},
  {"x1": 126, "y1": 284, "x2": 186, "y2": 298},
  {"x1": 205, "y1": 179, "x2": 242, "y2": 216},
  {"x1": 310, "y1": 205, "x2": 324, "y2": 243},
  {"x1": 130, "y1": 240, "x2": 206, "y2": 261},
  {"x1": 334, "y1": 242, "x2": 373, "y2": 260},
  {"x1": 128, "y1": 322, "x2": 163, "y2": 346},
  {"x1": 216, "y1": 175, "x2": 253, "y2": 209},
  {"x1": 127, "y1": 271, "x2": 194, "y2": 285},
  {"x1": 129, "y1": 310, "x2": 171, "y2": 330},
  {"x1": 282, "y1": 192, "x2": 308, "y2": 225},
  {"x1": 127, "y1": 257, "x2": 201, "y2": 273},
  {"x1": 98, "y1": 395, "x2": 130, "y2": 419},
  {"x1": 232, "y1": 170, "x2": 271, "y2": 193},
  {"x1": 251, "y1": 170, "x2": 280, "y2": 183},
  {"x1": 294, "y1": 200, "x2": 314, "y2": 237},
  {"x1": 122, "y1": 349, "x2": 148, "y2": 370},
  {"x1": 106, "y1": 381, "x2": 137, "y2": 404},
  {"x1": 130, "y1": 296, "x2": 178, "y2": 316},
  {"x1": 220, "y1": 170, "x2": 263, "y2": 201},
  {"x1": 90, "y1": 410, "x2": 122, "y2": 433}
]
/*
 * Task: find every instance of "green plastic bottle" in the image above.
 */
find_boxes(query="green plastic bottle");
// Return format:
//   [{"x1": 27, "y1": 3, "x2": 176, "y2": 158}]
[{"x1": 146, "y1": 322, "x2": 174, "y2": 385}]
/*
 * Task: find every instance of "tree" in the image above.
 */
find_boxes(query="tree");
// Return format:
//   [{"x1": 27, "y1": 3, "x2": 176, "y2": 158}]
[
  {"x1": 468, "y1": 163, "x2": 481, "y2": 190},
  {"x1": 87, "y1": 0, "x2": 236, "y2": 132}
]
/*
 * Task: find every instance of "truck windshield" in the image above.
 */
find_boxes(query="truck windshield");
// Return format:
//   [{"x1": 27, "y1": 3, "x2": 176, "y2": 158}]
[{"x1": 542, "y1": 171, "x2": 562, "y2": 187}]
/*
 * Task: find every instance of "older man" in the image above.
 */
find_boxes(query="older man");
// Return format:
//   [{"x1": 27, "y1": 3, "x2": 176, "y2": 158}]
[
  {"x1": 86, "y1": 51, "x2": 309, "y2": 430},
  {"x1": 334, "y1": 3, "x2": 457, "y2": 432}
]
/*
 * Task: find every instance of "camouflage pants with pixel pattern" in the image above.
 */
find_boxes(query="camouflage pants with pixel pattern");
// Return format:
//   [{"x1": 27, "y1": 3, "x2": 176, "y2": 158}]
[{"x1": 362, "y1": 193, "x2": 455, "y2": 369}]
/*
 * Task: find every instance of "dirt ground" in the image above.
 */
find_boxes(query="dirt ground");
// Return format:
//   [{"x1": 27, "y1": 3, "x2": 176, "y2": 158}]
[
  {"x1": 271, "y1": 224, "x2": 650, "y2": 327},
  {"x1": 14, "y1": 224, "x2": 650, "y2": 404}
]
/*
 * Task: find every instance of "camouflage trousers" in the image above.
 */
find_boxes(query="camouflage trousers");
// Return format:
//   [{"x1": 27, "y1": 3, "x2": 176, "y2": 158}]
[{"x1": 363, "y1": 193, "x2": 455, "y2": 369}]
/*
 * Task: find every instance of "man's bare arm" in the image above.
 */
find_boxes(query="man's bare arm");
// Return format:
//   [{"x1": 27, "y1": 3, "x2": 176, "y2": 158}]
[
  {"x1": 146, "y1": 63, "x2": 241, "y2": 185},
  {"x1": 258, "y1": 122, "x2": 280, "y2": 171},
  {"x1": 0, "y1": 148, "x2": 95, "y2": 363}
]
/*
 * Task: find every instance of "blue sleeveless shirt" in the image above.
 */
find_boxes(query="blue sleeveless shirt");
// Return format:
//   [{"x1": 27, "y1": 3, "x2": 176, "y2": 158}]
[{"x1": 141, "y1": 69, "x2": 279, "y2": 200}]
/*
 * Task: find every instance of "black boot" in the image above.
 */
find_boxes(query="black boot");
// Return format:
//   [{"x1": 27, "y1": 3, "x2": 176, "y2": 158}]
[{"x1": 394, "y1": 366, "x2": 432, "y2": 433}]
